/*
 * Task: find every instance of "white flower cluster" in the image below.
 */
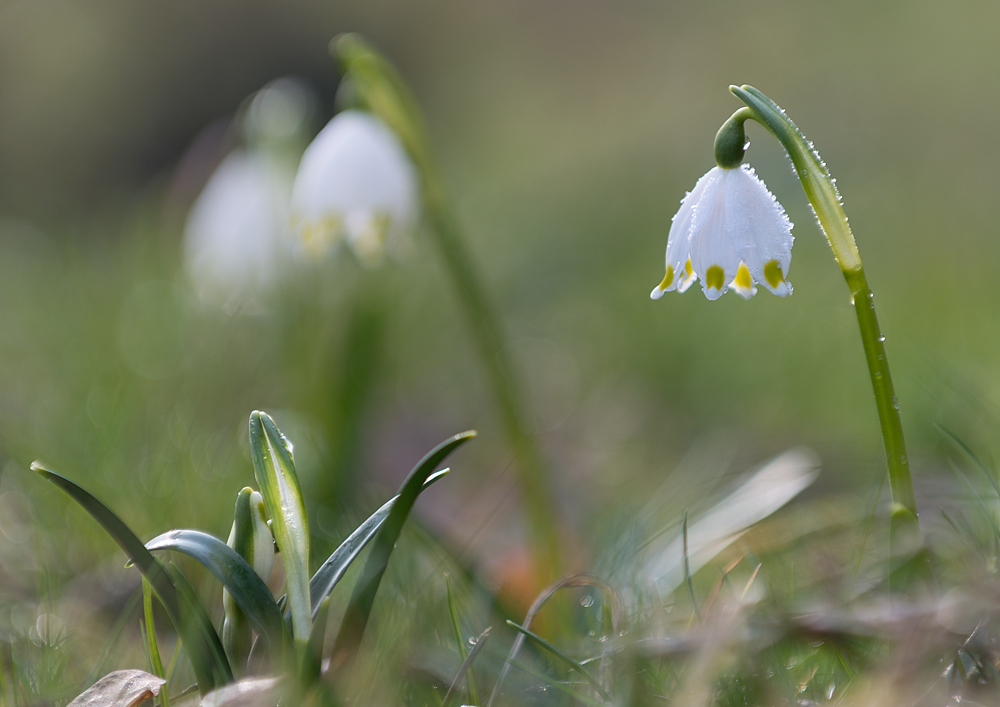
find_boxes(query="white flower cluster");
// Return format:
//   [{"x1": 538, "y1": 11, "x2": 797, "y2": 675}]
[{"x1": 184, "y1": 81, "x2": 418, "y2": 309}]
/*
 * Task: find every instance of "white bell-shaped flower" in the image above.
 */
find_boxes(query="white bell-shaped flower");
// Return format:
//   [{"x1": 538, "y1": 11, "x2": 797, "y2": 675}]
[
  {"x1": 288, "y1": 110, "x2": 418, "y2": 267},
  {"x1": 650, "y1": 164, "x2": 793, "y2": 301},
  {"x1": 184, "y1": 149, "x2": 293, "y2": 310}
]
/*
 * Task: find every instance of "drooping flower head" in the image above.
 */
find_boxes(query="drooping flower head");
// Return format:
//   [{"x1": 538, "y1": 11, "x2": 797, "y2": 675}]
[
  {"x1": 184, "y1": 149, "x2": 294, "y2": 310},
  {"x1": 288, "y1": 110, "x2": 418, "y2": 266},
  {"x1": 183, "y1": 79, "x2": 313, "y2": 311},
  {"x1": 651, "y1": 162, "x2": 793, "y2": 301}
]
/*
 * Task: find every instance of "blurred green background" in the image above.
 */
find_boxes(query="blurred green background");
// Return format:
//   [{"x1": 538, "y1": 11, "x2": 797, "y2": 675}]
[{"x1": 0, "y1": 0, "x2": 998, "y2": 685}]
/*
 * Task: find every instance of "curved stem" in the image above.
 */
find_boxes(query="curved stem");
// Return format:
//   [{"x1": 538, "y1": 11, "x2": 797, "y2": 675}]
[
  {"x1": 728, "y1": 85, "x2": 919, "y2": 529},
  {"x1": 334, "y1": 35, "x2": 562, "y2": 577}
]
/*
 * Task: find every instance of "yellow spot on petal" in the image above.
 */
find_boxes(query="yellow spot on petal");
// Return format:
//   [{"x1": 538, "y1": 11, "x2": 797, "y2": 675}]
[
  {"x1": 764, "y1": 260, "x2": 785, "y2": 289},
  {"x1": 684, "y1": 258, "x2": 694, "y2": 277},
  {"x1": 657, "y1": 265, "x2": 674, "y2": 291},
  {"x1": 705, "y1": 265, "x2": 725, "y2": 291},
  {"x1": 734, "y1": 263, "x2": 753, "y2": 291}
]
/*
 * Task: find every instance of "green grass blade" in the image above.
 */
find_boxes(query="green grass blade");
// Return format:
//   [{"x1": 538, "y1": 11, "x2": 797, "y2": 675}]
[
  {"x1": 682, "y1": 509, "x2": 702, "y2": 623},
  {"x1": 442, "y1": 627, "x2": 490, "y2": 707},
  {"x1": 142, "y1": 578, "x2": 170, "y2": 707},
  {"x1": 303, "y1": 596, "x2": 331, "y2": 685},
  {"x1": 309, "y1": 468, "x2": 450, "y2": 618},
  {"x1": 331, "y1": 431, "x2": 475, "y2": 658},
  {"x1": 505, "y1": 620, "x2": 612, "y2": 703},
  {"x1": 31, "y1": 462, "x2": 228, "y2": 694},
  {"x1": 445, "y1": 577, "x2": 480, "y2": 706},
  {"x1": 949, "y1": 460, "x2": 1000, "y2": 541},
  {"x1": 940, "y1": 425, "x2": 1000, "y2": 499},
  {"x1": 249, "y1": 411, "x2": 311, "y2": 643},
  {"x1": 495, "y1": 653, "x2": 607, "y2": 707},
  {"x1": 145, "y1": 529, "x2": 288, "y2": 656}
]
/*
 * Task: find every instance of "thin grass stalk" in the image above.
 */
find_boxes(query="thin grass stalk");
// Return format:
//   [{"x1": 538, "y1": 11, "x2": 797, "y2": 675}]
[
  {"x1": 333, "y1": 34, "x2": 562, "y2": 578},
  {"x1": 142, "y1": 578, "x2": 170, "y2": 707}
]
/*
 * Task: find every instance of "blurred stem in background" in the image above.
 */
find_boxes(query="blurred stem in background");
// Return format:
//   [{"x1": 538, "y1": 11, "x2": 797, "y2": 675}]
[
  {"x1": 718, "y1": 85, "x2": 921, "y2": 568},
  {"x1": 332, "y1": 34, "x2": 562, "y2": 579}
]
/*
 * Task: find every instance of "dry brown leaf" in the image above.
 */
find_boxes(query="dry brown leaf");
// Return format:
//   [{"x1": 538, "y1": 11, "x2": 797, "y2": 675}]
[{"x1": 68, "y1": 670, "x2": 165, "y2": 707}]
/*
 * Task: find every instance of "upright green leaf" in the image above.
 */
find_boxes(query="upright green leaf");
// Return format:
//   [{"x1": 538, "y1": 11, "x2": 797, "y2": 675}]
[
  {"x1": 249, "y1": 411, "x2": 311, "y2": 643},
  {"x1": 31, "y1": 463, "x2": 231, "y2": 693},
  {"x1": 331, "y1": 431, "x2": 475, "y2": 659},
  {"x1": 308, "y1": 468, "x2": 449, "y2": 617},
  {"x1": 142, "y1": 578, "x2": 170, "y2": 707}
]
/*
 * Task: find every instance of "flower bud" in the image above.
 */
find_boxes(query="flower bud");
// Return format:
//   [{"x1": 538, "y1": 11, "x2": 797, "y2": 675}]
[{"x1": 222, "y1": 487, "x2": 274, "y2": 673}]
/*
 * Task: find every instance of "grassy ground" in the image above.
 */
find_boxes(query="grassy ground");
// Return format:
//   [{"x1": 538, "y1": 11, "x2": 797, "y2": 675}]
[{"x1": 4, "y1": 3, "x2": 1000, "y2": 704}]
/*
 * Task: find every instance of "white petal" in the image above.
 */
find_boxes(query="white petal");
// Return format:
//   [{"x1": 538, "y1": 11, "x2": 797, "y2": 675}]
[
  {"x1": 249, "y1": 490, "x2": 274, "y2": 583},
  {"x1": 289, "y1": 110, "x2": 418, "y2": 264},
  {"x1": 652, "y1": 168, "x2": 718, "y2": 298},
  {"x1": 688, "y1": 168, "x2": 741, "y2": 299},
  {"x1": 184, "y1": 150, "x2": 293, "y2": 309},
  {"x1": 727, "y1": 165, "x2": 794, "y2": 296}
]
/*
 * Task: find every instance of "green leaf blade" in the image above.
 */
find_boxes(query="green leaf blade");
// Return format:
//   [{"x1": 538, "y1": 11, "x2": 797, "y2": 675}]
[
  {"x1": 31, "y1": 463, "x2": 230, "y2": 694},
  {"x1": 145, "y1": 529, "x2": 288, "y2": 657},
  {"x1": 249, "y1": 411, "x2": 311, "y2": 644},
  {"x1": 308, "y1": 468, "x2": 450, "y2": 617},
  {"x1": 331, "y1": 431, "x2": 475, "y2": 658}
]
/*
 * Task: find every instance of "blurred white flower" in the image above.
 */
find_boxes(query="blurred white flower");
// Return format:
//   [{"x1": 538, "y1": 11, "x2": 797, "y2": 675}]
[
  {"x1": 288, "y1": 110, "x2": 418, "y2": 266},
  {"x1": 184, "y1": 149, "x2": 293, "y2": 311},
  {"x1": 650, "y1": 164, "x2": 793, "y2": 301}
]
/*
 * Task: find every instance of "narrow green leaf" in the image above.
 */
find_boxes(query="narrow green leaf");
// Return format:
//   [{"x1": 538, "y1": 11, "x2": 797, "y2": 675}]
[
  {"x1": 441, "y1": 626, "x2": 489, "y2": 707},
  {"x1": 331, "y1": 431, "x2": 475, "y2": 658},
  {"x1": 142, "y1": 578, "x2": 170, "y2": 707},
  {"x1": 249, "y1": 411, "x2": 311, "y2": 643},
  {"x1": 145, "y1": 529, "x2": 288, "y2": 656},
  {"x1": 303, "y1": 596, "x2": 331, "y2": 685},
  {"x1": 505, "y1": 620, "x2": 612, "y2": 703},
  {"x1": 308, "y1": 468, "x2": 449, "y2": 617},
  {"x1": 940, "y1": 425, "x2": 1000, "y2": 500},
  {"x1": 32, "y1": 462, "x2": 229, "y2": 694},
  {"x1": 445, "y1": 577, "x2": 480, "y2": 706},
  {"x1": 498, "y1": 654, "x2": 607, "y2": 707},
  {"x1": 168, "y1": 563, "x2": 233, "y2": 684}
]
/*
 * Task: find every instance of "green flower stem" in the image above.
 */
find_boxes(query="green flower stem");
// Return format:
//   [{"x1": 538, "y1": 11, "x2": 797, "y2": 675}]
[
  {"x1": 334, "y1": 34, "x2": 562, "y2": 576},
  {"x1": 725, "y1": 85, "x2": 919, "y2": 532}
]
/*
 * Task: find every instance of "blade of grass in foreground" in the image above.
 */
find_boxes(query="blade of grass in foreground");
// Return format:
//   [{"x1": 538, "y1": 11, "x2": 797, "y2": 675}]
[
  {"x1": 249, "y1": 411, "x2": 311, "y2": 645},
  {"x1": 145, "y1": 529, "x2": 288, "y2": 657},
  {"x1": 32, "y1": 463, "x2": 231, "y2": 693},
  {"x1": 505, "y1": 620, "x2": 612, "y2": 703},
  {"x1": 441, "y1": 627, "x2": 490, "y2": 707},
  {"x1": 446, "y1": 577, "x2": 481, "y2": 706},
  {"x1": 331, "y1": 431, "x2": 475, "y2": 660},
  {"x1": 142, "y1": 578, "x2": 170, "y2": 707},
  {"x1": 308, "y1": 468, "x2": 450, "y2": 618}
]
